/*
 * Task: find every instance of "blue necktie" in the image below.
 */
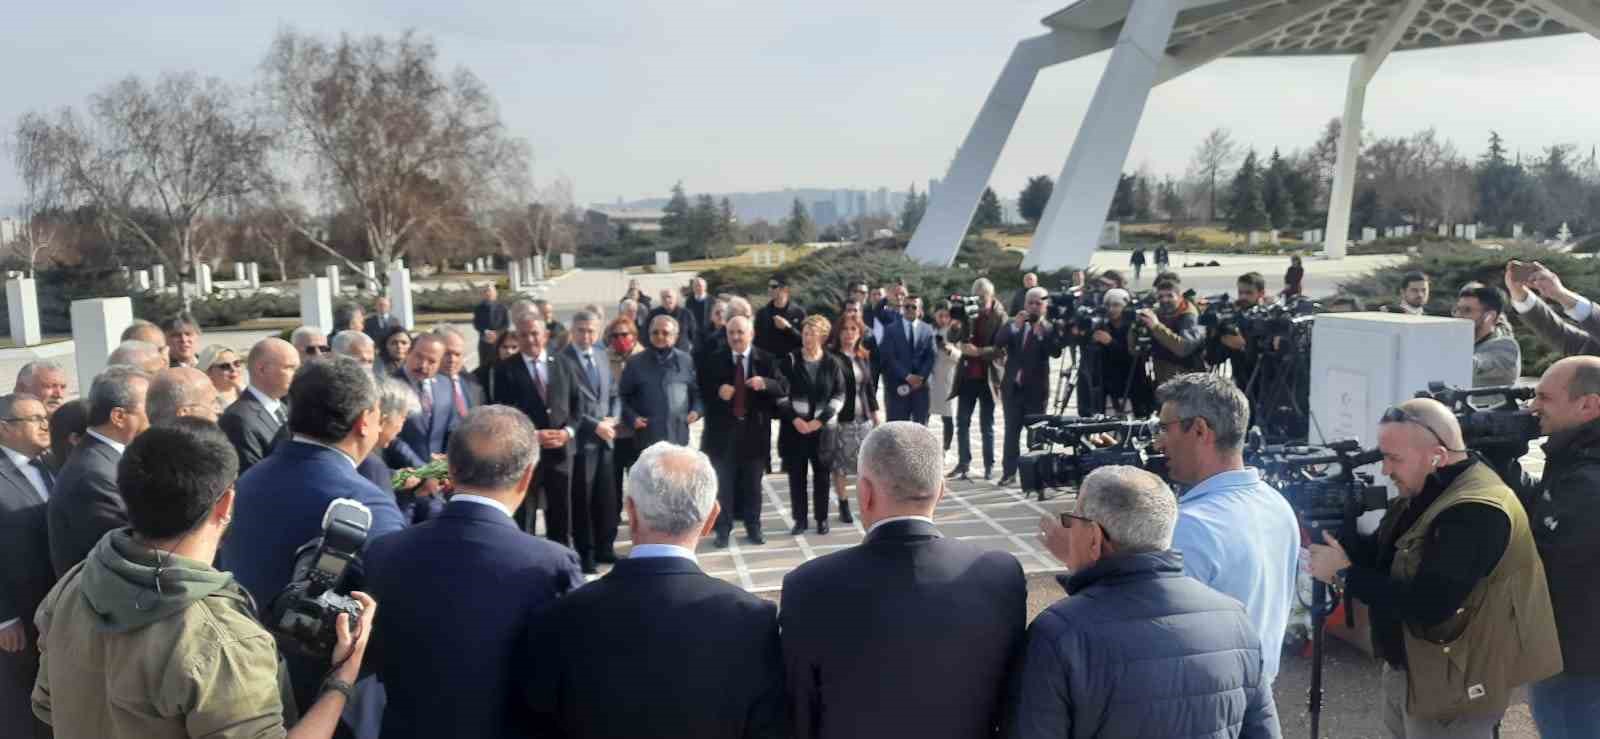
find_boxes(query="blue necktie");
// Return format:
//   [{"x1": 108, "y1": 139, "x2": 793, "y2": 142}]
[{"x1": 584, "y1": 353, "x2": 601, "y2": 392}]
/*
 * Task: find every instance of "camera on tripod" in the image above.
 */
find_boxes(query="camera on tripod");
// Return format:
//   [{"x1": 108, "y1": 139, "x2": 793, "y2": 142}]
[
  {"x1": 1251, "y1": 437, "x2": 1388, "y2": 532},
  {"x1": 1018, "y1": 414, "x2": 1168, "y2": 499},
  {"x1": 266, "y1": 499, "x2": 371, "y2": 658},
  {"x1": 1414, "y1": 381, "x2": 1540, "y2": 445}
]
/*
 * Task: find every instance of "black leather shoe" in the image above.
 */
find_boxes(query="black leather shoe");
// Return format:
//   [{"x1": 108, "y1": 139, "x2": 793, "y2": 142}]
[
  {"x1": 580, "y1": 556, "x2": 599, "y2": 575},
  {"x1": 790, "y1": 522, "x2": 808, "y2": 536},
  {"x1": 998, "y1": 473, "x2": 1016, "y2": 487},
  {"x1": 595, "y1": 551, "x2": 618, "y2": 565},
  {"x1": 714, "y1": 532, "x2": 730, "y2": 549},
  {"x1": 817, "y1": 520, "x2": 831, "y2": 535},
  {"x1": 946, "y1": 466, "x2": 969, "y2": 480},
  {"x1": 838, "y1": 500, "x2": 853, "y2": 524},
  {"x1": 747, "y1": 529, "x2": 766, "y2": 545}
]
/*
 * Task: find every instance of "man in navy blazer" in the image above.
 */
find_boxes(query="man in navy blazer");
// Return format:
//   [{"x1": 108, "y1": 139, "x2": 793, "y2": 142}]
[
  {"x1": 620, "y1": 314, "x2": 703, "y2": 448},
  {"x1": 878, "y1": 294, "x2": 936, "y2": 424},
  {"x1": 994, "y1": 287, "x2": 1068, "y2": 486},
  {"x1": 524, "y1": 442, "x2": 785, "y2": 739},
  {"x1": 388, "y1": 332, "x2": 458, "y2": 468},
  {"x1": 366, "y1": 406, "x2": 583, "y2": 739},
  {"x1": 219, "y1": 357, "x2": 405, "y2": 709},
  {"x1": 491, "y1": 314, "x2": 579, "y2": 538},
  {"x1": 557, "y1": 310, "x2": 620, "y2": 572}
]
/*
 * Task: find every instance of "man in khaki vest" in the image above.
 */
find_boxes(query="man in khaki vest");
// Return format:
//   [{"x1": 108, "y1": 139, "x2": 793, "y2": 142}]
[{"x1": 1309, "y1": 398, "x2": 1561, "y2": 738}]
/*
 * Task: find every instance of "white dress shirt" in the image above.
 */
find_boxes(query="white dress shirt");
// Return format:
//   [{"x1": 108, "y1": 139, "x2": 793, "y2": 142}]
[
  {"x1": 867, "y1": 514, "x2": 935, "y2": 535},
  {"x1": 0, "y1": 445, "x2": 49, "y2": 501},
  {"x1": 451, "y1": 493, "x2": 515, "y2": 519},
  {"x1": 1513, "y1": 291, "x2": 1593, "y2": 321},
  {"x1": 246, "y1": 385, "x2": 284, "y2": 420},
  {"x1": 629, "y1": 543, "x2": 697, "y2": 561},
  {"x1": 84, "y1": 429, "x2": 127, "y2": 456}
]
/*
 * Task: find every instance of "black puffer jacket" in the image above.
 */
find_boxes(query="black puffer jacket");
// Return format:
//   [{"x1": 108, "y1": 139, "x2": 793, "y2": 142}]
[
  {"x1": 1008, "y1": 550, "x2": 1281, "y2": 739},
  {"x1": 1528, "y1": 417, "x2": 1600, "y2": 675}
]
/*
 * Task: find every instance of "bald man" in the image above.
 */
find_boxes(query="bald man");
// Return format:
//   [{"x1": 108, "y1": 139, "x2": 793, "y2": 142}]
[
  {"x1": 121, "y1": 320, "x2": 170, "y2": 365},
  {"x1": 146, "y1": 367, "x2": 220, "y2": 423},
  {"x1": 1309, "y1": 398, "x2": 1559, "y2": 737},
  {"x1": 219, "y1": 338, "x2": 299, "y2": 472},
  {"x1": 106, "y1": 340, "x2": 167, "y2": 374}
]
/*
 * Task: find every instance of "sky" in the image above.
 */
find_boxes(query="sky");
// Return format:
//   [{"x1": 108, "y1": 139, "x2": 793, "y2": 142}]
[{"x1": 2, "y1": 0, "x2": 1599, "y2": 209}]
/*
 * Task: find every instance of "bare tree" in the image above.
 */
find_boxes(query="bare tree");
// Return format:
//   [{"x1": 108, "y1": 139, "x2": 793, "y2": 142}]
[
  {"x1": 9, "y1": 113, "x2": 69, "y2": 276},
  {"x1": 260, "y1": 28, "x2": 521, "y2": 283},
  {"x1": 24, "y1": 72, "x2": 266, "y2": 306},
  {"x1": 1188, "y1": 128, "x2": 1241, "y2": 223}
]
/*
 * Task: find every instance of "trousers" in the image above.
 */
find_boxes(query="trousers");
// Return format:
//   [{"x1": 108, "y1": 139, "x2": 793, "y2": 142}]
[
  {"x1": 784, "y1": 432, "x2": 830, "y2": 525},
  {"x1": 1530, "y1": 672, "x2": 1600, "y2": 739},
  {"x1": 1382, "y1": 666, "x2": 1501, "y2": 739},
  {"x1": 956, "y1": 376, "x2": 995, "y2": 472}
]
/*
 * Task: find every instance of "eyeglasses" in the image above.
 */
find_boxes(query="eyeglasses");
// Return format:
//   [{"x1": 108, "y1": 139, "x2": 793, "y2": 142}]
[
  {"x1": 2, "y1": 415, "x2": 49, "y2": 428},
  {"x1": 305, "y1": 345, "x2": 331, "y2": 355},
  {"x1": 1381, "y1": 406, "x2": 1454, "y2": 450},
  {"x1": 211, "y1": 360, "x2": 243, "y2": 371},
  {"x1": 1060, "y1": 512, "x2": 1097, "y2": 529}
]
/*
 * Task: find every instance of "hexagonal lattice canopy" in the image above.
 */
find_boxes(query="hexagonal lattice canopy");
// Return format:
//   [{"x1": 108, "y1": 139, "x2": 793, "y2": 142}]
[{"x1": 1046, "y1": 0, "x2": 1590, "y2": 56}]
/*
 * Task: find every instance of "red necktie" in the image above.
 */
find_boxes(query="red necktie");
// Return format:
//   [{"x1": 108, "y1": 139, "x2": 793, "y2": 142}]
[
  {"x1": 1017, "y1": 328, "x2": 1032, "y2": 385},
  {"x1": 732, "y1": 354, "x2": 749, "y2": 419},
  {"x1": 452, "y1": 378, "x2": 468, "y2": 416}
]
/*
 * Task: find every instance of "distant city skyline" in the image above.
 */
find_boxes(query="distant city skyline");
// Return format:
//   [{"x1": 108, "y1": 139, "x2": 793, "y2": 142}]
[{"x1": 2, "y1": 2, "x2": 1598, "y2": 212}]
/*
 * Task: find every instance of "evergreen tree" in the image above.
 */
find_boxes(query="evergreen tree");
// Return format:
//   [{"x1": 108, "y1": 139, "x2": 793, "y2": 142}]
[
  {"x1": 972, "y1": 186, "x2": 1004, "y2": 231},
  {"x1": 1262, "y1": 150, "x2": 1296, "y2": 230},
  {"x1": 1159, "y1": 176, "x2": 1186, "y2": 222},
  {"x1": 660, "y1": 181, "x2": 690, "y2": 239},
  {"x1": 1477, "y1": 131, "x2": 1522, "y2": 234},
  {"x1": 718, "y1": 197, "x2": 736, "y2": 244},
  {"x1": 1018, "y1": 175, "x2": 1054, "y2": 227},
  {"x1": 783, "y1": 198, "x2": 813, "y2": 246},
  {"x1": 1351, "y1": 188, "x2": 1381, "y2": 235},
  {"x1": 1226, "y1": 150, "x2": 1268, "y2": 233},
  {"x1": 1133, "y1": 176, "x2": 1155, "y2": 222},
  {"x1": 1109, "y1": 174, "x2": 1136, "y2": 221},
  {"x1": 688, "y1": 194, "x2": 719, "y2": 258},
  {"x1": 899, "y1": 183, "x2": 927, "y2": 233}
]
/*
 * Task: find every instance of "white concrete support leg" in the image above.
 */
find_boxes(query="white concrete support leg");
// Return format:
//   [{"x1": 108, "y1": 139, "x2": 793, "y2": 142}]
[
  {"x1": 7, "y1": 278, "x2": 42, "y2": 347},
  {"x1": 1028, "y1": 0, "x2": 1179, "y2": 271},
  {"x1": 387, "y1": 269, "x2": 415, "y2": 330},
  {"x1": 906, "y1": 30, "x2": 1114, "y2": 266},
  {"x1": 71, "y1": 297, "x2": 134, "y2": 387},
  {"x1": 300, "y1": 277, "x2": 334, "y2": 334}
]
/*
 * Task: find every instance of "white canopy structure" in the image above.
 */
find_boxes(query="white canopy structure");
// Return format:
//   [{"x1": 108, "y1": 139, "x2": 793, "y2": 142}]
[{"x1": 906, "y1": 0, "x2": 1600, "y2": 271}]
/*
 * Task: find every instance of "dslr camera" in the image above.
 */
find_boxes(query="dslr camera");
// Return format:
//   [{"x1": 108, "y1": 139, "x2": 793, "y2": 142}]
[{"x1": 266, "y1": 499, "x2": 371, "y2": 658}]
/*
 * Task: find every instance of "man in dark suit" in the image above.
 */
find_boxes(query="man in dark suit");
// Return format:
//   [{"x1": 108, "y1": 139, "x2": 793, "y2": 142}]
[
  {"x1": 648, "y1": 287, "x2": 699, "y2": 352},
  {"x1": 389, "y1": 333, "x2": 459, "y2": 468},
  {"x1": 620, "y1": 315, "x2": 703, "y2": 449},
  {"x1": 47, "y1": 364, "x2": 151, "y2": 576},
  {"x1": 364, "y1": 295, "x2": 398, "y2": 339},
  {"x1": 525, "y1": 442, "x2": 786, "y2": 739},
  {"x1": 557, "y1": 310, "x2": 620, "y2": 573},
  {"x1": 435, "y1": 326, "x2": 485, "y2": 411},
  {"x1": 491, "y1": 314, "x2": 579, "y2": 539},
  {"x1": 365, "y1": 406, "x2": 583, "y2": 739},
  {"x1": 699, "y1": 315, "x2": 786, "y2": 547},
  {"x1": 686, "y1": 277, "x2": 713, "y2": 334},
  {"x1": 473, "y1": 284, "x2": 509, "y2": 366},
  {"x1": 220, "y1": 356, "x2": 405, "y2": 708},
  {"x1": 995, "y1": 287, "x2": 1068, "y2": 486},
  {"x1": 219, "y1": 337, "x2": 298, "y2": 473},
  {"x1": 0, "y1": 394, "x2": 55, "y2": 738},
  {"x1": 781, "y1": 422, "x2": 1026, "y2": 739},
  {"x1": 754, "y1": 277, "x2": 805, "y2": 358},
  {"x1": 878, "y1": 294, "x2": 936, "y2": 424}
]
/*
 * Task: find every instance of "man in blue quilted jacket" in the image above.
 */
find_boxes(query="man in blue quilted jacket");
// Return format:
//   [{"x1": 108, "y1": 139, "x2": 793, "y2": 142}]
[{"x1": 1009, "y1": 465, "x2": 1281, "y2": 739}]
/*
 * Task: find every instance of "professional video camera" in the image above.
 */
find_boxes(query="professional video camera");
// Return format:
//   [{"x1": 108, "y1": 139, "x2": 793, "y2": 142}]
[
  {"x1": 1042, "y1": 283, "x2": 1103, "y2": 322},
  {"x1": 266, "y1": 499, "x2": 371, "y2": 658},
  {"x1": 946, "y1": 293, "x2": 982, "y2": 323},
  {"x1": 1241, "y1": 296, "x2": 1319, "y2": 354},
  {"x1": 1018, "y1": 414, "x2": 1168, "y2": 500},
  {"x1": 1414, "y1": 381, "x2": 1541, "y2": 487}
]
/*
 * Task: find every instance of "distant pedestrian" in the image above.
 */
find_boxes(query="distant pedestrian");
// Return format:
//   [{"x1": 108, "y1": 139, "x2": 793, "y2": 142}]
[
  {"x1": 1154, "y1": 244, "x2": 1170, "y2": 272},
  {"x1": 1283, "y1": 255, "x2": 1305, "y2": 298},
  {"x1": 1130, "y1": 247, "x2": 1147, "y2": 284}
]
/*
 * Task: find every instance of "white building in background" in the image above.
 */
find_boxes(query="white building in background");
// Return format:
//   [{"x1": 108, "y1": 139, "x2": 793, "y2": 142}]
[
  {"x1": 583, "y1": 207, "x2": 666, "y2": 245},
  {"x1": 0, "y1": 217, "x2": 20, "y2": 245},
  {"x1": 906, "y1": 0, "x2": 1600, "y2": 271}
]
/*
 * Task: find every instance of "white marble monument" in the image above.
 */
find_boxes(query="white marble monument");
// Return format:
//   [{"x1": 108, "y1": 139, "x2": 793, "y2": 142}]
[
  {"x1": 6, "y1": 278, "x2": 42, "y2": 347},
  {"x1": 387, "y1": 268, "x2": 415, "y2": 329},
  {"x1": 71, "y1": 297, "x2": 134, "y2": 386}
]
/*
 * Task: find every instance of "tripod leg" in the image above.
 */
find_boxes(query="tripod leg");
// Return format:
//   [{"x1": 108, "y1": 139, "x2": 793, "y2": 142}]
[{"x1": 1309, "y1": 580, "x2": 1328, "y2": 739}]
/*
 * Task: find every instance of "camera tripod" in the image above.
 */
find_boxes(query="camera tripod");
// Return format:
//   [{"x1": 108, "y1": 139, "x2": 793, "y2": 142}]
[{"x1": 1244, "y1": 345, "x2": 1312, "y2": 442}]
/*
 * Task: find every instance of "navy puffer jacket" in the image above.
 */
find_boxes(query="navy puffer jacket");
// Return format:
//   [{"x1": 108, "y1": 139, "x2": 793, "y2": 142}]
[{"x1": 1009, "y1": 550, "x2": 1281, "y2": 739}]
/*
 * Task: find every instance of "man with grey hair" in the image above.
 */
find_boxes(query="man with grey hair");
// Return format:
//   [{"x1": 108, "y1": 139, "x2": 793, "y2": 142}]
[
  {"x1": 120, "y1": 320, "x2": 170, "y2": 365},
  {"x1": 995, "y1": 286, "x2": 1067, "y2": 486},
  {"x1": 13, "y1": 360, "x2": 68, "y2": 413},
  {"x1": 524, "y1": 441, "x2": 784, "y2": 738},
  {"x1": 365, "y1": 406, "x2": 582, "y2": 739},
  {"x1": 950, "y1": 276, "x2": 1007, "y2": 481},
  {"x1": 106, "y1": 339, "x2": 166, "y2": 374},
  {"x1": 433, "y1": 325, "x2": 483, "y2": 413},
  {"x1": 48, "y1": 365, "x2": 151, "y2": 575},
  {"x1": 145, "y1": 367, "x2": 219, "y2": 424},
  {"x1": 331, "y1": 329, "x2": 376, "y2": 370},
  {"x1": 291, "y1": 325, "x2": 330, "y2": 362},
  {"x1": 781, "y1": 422, "x2": 1025, "y2": 739},
  {"x1": 0, "y1": 392, "x2": 55, "y2": 738},
  {"x1": 1156, "y1": 372, "x2": 1299, "y2": 684},
  {"x1": 557, "y1": 310, "x2": 620, "y2": 571},
  {"x1": 648, "y1": 287, "x2": 697, "y2": 351},
  {"x1": 1015, "y1": 466, "x2": 1281, "y2": 737}
]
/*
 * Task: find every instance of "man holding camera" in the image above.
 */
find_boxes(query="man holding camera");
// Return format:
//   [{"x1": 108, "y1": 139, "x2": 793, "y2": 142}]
[
  {"x1": 1505, "y1": 261, "x2": 1600, "y2": 356},
  {"x1": 1216, "y1": 272, "x2": 1269, "y2": 392},
  {"x1": 1308, "y1": 398, "x2": 1561, "y2": 738},
  {"x1": 996, "y1": 287, "x2": 1067, "y2": 487},
  {"x1": 1137, "y1": 277, "x2": 1206, "y2": 387},
  {"x1": 33, "y1": 418, "x2": 377, "y2": 739},
  {"x1": 949, "y1": 278, "x2": 1006, "y2": 481},
  {"x1": 1522, "y1": 356, "x2": 1600, "y2": 736}
]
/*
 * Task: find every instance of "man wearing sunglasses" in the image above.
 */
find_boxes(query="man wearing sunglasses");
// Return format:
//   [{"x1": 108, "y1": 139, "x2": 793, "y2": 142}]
[
  {"x1": 291, "y1": 326, "x2": 331, "y2": 363},
  {"x1": 1308, "y1": 398, "x2": 1560, "y2": 738},
  {"x1": 1017, "y1": 465, "x2": 1280, "y2": 738},
  {"x1": 0, "y1": 393, "x2": 55, "y2": 738}
]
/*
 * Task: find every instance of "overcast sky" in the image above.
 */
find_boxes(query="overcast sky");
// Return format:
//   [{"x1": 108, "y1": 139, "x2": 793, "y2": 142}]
[{"x1": 3, "y1": 0, "x2": 1598, "y2": 208}]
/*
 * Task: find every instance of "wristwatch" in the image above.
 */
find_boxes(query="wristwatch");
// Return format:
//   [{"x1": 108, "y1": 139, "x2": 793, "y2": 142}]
[
  {"x1": 321, "y1": 676, "x2": 355, "y2": 702},
  {"x1": 1333, "y1": 566, "x2": 1351, "y2": 590}
]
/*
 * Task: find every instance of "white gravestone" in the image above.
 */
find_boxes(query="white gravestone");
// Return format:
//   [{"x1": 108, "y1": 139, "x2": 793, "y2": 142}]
[
  {"x1": 532, "y1": 256, "x2": 545, "y2": 282},
  {"x1": 1465, "y1": 224, "x2": 1477, "y2": 241},
  {"x1": 234, "y1": 263, "x2": 246, "y2": 281},
  {"x1": 1247, "y1": 231, "x2": 1262, "y2": 246},
  {"x1": 247, "y1": 263, "x2": 260, "y2": 290},
  {"x1": 133, "y1": 270, "x2": 150, "y2": 291},
  {"x1": 560, "y1": 253, "x2": 575, "y2": 271},
  {"x1": 6, "y1": 278, "x2": 42, "y2": 347},
  {"x1": 299, "y1": 277, "x2": 334, "y2": 334},
  {"x1": 1513, "y1": 224, "x2": 1523, "y2": 239},
  {"x1": 509, "y1": 261, "x2": 523, "y2": 291},
  {"x1": 325, "y1": 265, "x2": 341, "y2": 295},
  {"x1": 151, "y1": 264, "x2": 166, "y2": 290},
  {"x1": 387, "y1": 268, "x2": 415, "y2": 329},
  {"x1": 1361, "y1": 227, "x2": 1377, "y2": 243},
  {"x1": 655, "y1": 251, "x2": 671, "y2": 272},
  {"x1": 71, "y1": 297, "x2": 134, "y2": 387},
  {"x1": 1439, "y1": 224, "x2": 1449, "y2": 237},
  {"x1": 197, "y1": 264, "x2": 213, "y2": 294}
]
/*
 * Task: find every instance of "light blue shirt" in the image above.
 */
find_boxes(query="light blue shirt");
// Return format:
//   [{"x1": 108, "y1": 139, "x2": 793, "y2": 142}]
[
  {"x1": 628, "y1": 544, "x2": 697, "y2": 562},
  {"x1": 1171, "y1": 467, "x2": 1300, "y2": 683}
]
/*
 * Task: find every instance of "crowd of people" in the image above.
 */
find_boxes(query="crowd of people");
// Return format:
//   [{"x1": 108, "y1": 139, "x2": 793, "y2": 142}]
[{"x1": 0, "y1": 258, "x2": 1597, "y2": 738}]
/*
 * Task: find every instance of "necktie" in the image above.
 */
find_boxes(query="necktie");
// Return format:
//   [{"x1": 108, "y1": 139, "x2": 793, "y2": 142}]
[
  {"x1": 906, "y1": 319, "x2": 913, "y2": 344},
  {"x1": 532, "y1": 360, "x2": 547, "y2": 402},
  {"x1": 1017, "y1": 328, "x2": 1033, "y2": 385},
  {"x1": 273, "y1": 404, "x2": 288, "y2": 426},
  {"x1": 733, "y1": 353, "x2": 749, "y2": 419},
  {"x1": 29, "y1": 457, "x2": 53, "y2": 497},
  {"x1": 584, "y1": 353, "x2": 601, "y2": 393},
  {"x1": 417, "y1": 378, "x2": 433, "y2": 416},
  {"x1": 452, "y1": 377, "x2": 468, "y2": 416}
]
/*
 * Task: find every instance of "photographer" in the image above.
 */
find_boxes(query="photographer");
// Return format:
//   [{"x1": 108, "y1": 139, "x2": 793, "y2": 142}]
[
  {"x1": 1086, "y1": 289, "x2": 1141, "y2": 415},
  {"x1": 996, "y1": 287, "x2": 1068, "y2": 487},
  {"x1": 32, "y1": 418, "x2": 376, "y2": 739},
  {"x1": 1216, "y1": 273, "x2": 1269, "y2": 392},
  {"x1": 948, "y1": 278, "x2": 1007, "y2": 481},
  {"x1": 1135, "y1": 277, "x2": 1206, "y2": 386},
  {"x1": 1523, "y1": 356, "x2": 1600, "y2": 736},
  {"x1": 1505, "y1": 261, "x2": 1600, "y2": 356},
  {"x1": 1308, "y1": 399, "x2": 1561, "y2": 737}
]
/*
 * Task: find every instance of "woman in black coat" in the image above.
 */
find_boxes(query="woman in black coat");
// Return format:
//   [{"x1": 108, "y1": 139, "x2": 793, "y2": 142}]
[
  {"x1": 776, "y1": 315, "x2": 846, "y2": 535},
  {"x1": 825, "y1": 314, "x2": 879, "y2": 525}
]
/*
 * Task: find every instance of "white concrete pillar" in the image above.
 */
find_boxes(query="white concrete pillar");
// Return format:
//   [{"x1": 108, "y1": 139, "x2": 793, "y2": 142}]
[
  {"x1": 1454, "y1": 224, "x2": 1465, "y2": 238},
  {"x1": 1324, "y1": 66, "x2": 1371, "y2": 260},
  {"x1": 325, "y1": 264, "x2": 341, "y2": 295},
  {"x1": 6, "y1": 278, "x2": 42, "y2": 347},
  {"x1": 197, "y1": 264, "x2": 213, "y2": 294},
  {"x1": 133, "y1": 270, "x2": 150, "y2": 291},
  {"x1": 70, "y1": 297, "x2": 134, "y2": 387},
  {"x1": 1362, "y1": 227, "x2": 1377, "y2": 242},
  {"x1": 299, "y1": 277, "x2": 334, "y2": 334},
  {"x1": 1248, "y1": 231, "x2": 1262, "y2": 246},
  {"x1": 560, "y1": 253, "x2": 575, "y2": 271},
  {"x1": 655, "y1": 251, "x2": 671, "y2": 271},
  {"x1": 151, "y1": 264, "x2": 166, "y2": 290},
  {"x1": 247, "y1": 263, "x2": 260, "y2": 289},
  {"x1": 234, "y1": 263, "x2": 246, "y2": 281},
  {"x1": 1027, "y1": 0, "x2": 1180, "y2": 271},
  {"x1": 387, "y1": 268, "x2": 415, "y2": 330},
  {"x1": 532, "y1": 255, "x2": 546, "y2": 281},
  {"x1": 1465, "y1": 224, "x2": 1477, "y2": 241},
  {"x1": 1512, "y1": 224, "x2": 1523, "y2": 239},
  {"x1": 509, "y1": 261, "x2": 523, "y2": 291},
  {"x1": 363, "y1": 261, "x2": 377, "y2": 283}
]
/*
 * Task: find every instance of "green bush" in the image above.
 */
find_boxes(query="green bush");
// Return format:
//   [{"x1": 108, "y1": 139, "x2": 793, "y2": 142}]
[{"x1": 1334, "y1": 242, "x2": 1588, "y2": 377}]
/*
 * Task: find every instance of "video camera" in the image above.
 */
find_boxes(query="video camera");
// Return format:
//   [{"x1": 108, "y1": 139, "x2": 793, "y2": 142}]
[
  {"x1": 947, "y1": 293, "x2": 982, "y2": 323},
  {"x1": 1250, "y1": 436, "x2": 1388, "y2": 533},
  {"x1": 1018, "y1": 414, "x2": 1168, "y2": 499},
  {"x1": 1414, "y1": 381, "x2": 1540, "y2": 446},
  {"x1": 266, "y1": 499, "x2": 371, "y2": 658}
]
